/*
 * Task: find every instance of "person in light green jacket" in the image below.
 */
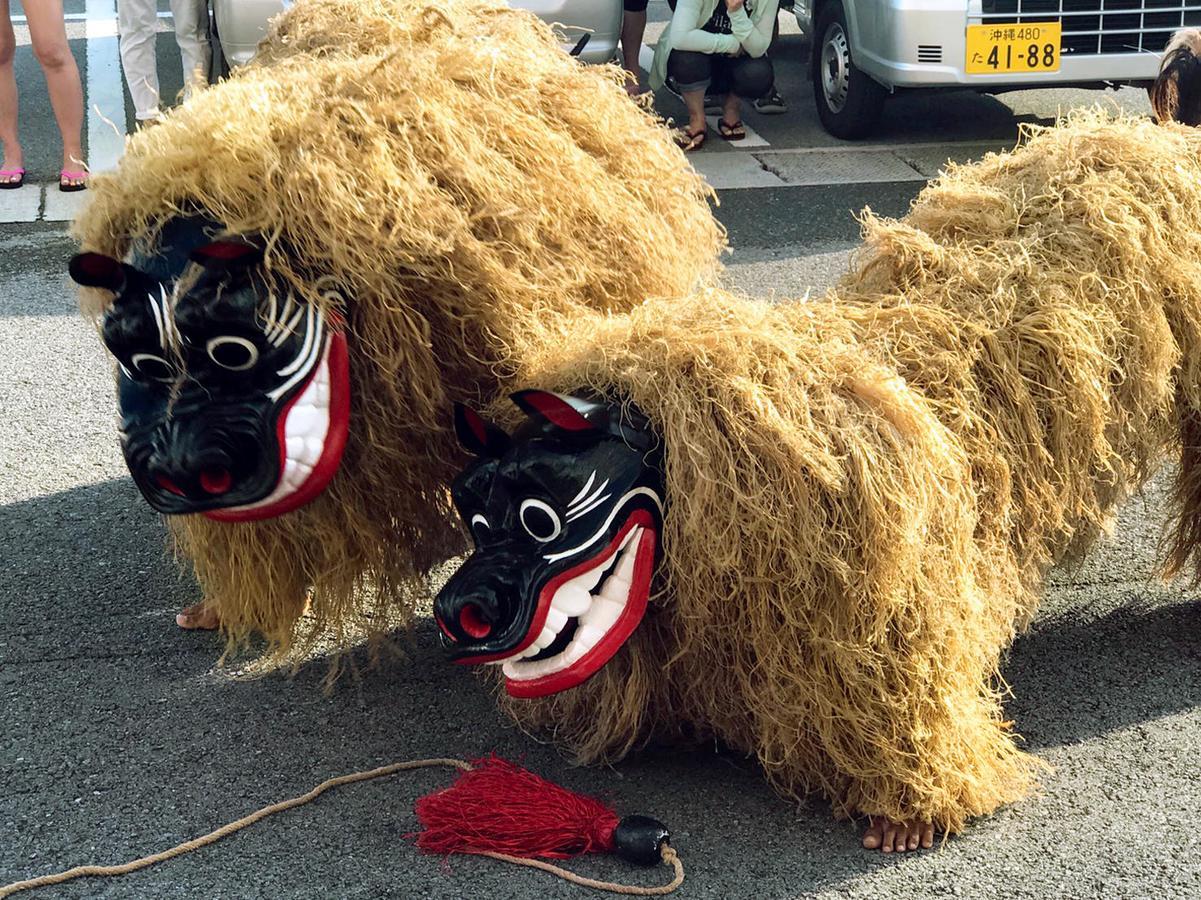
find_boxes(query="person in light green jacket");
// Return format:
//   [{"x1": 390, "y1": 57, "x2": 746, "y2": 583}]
[{"x1": 650, "y1": 0, "x2": 781, "y2": 150}]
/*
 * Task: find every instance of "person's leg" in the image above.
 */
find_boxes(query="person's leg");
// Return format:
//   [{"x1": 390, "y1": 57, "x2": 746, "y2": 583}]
[
  {"x1": 0, "y1": 1, "x2": 22, "y2": 185},
  {"x1": 753, "y1": 17, "x2": 788, "y2": 114},
  {"x1": 717, "y1": 57, "x2": 773, "y2": 139},
  {"x1": 620, "y1": 0, "x2": 648, "y2": 95},
  {"x1": 667, "y1": 50, "x2": 712, "y2": 148},
  {"x1": 710, "y1": 57, "x2": 743, "y2": 139},
  {"x1": 729, "y1": 55, "x2": 774, "y2": 105},
  {"x1": 117, "y1": 0, "x2": 161, "y2": 120},
  {"x1": 169, "y1": 0, "x2": 211, "y2": 101},
  {"x1": 25, "y1": 0, "x2": 85, "y2": 184}
]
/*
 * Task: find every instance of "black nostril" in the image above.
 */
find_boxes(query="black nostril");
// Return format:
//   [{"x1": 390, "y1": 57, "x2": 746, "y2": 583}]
[{"x1": 458, "y1": 603, "x2": 493, "y2": 640}]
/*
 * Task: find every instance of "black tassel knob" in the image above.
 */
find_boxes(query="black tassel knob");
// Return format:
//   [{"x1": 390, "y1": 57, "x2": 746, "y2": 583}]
[{"x1": 612, "y1": 815, "x2": 671, "y2": 866}]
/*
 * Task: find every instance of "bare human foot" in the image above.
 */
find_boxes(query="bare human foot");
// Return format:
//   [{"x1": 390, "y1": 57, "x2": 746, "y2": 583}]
[
  {"x1": 176, "y1": 601, "x2": 220, "y2": 630},
  {"x1": 862, "y1": 816, "x2": 935, "y2": 853}
]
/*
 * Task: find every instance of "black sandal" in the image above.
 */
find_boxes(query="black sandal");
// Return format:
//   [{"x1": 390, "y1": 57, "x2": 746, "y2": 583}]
[
  {"x1": 676, "y1": 126, "x2": 707, "y2": 152},
  {"x1": 718, "y1": 119, "x2": 746, "y2": 141}
]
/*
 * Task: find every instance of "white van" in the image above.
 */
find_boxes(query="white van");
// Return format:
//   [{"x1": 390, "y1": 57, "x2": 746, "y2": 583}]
[
  {"x1": 210, "y1": 0, "x2": 622, "y2": 71},
  {"x1": 788, "y1": 0, "x2": 1183, "y2": 137}
]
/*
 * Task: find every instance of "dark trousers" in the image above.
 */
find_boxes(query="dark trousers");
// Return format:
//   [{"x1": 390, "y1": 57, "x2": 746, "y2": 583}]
[{"x1": 667, "y1": 49, "x2": 774, "y2": 100}]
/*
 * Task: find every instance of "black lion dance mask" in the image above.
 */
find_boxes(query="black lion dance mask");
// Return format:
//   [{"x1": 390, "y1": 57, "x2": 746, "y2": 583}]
[
  {"x1": 436, "y1": 391, "x2": 665, "y2": 698},
  {"x1": 68, "y1": 217, "x2": 349, "y2": 522}
]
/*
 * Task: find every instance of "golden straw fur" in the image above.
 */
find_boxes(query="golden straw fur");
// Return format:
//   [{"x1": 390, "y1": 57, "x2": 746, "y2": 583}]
[
  {"x1": 497, "y1": 112, "x2": 1201, "y2": 831},
  {"x1": 70, "y1": 0, "x2": 724, "y2": 650}
]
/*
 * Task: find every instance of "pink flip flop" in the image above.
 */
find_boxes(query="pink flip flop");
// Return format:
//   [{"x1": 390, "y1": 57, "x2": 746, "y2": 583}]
[
  {"x1": 0, "y1": 168, "x2": 25, "y2": 189},
  {"x1": 59, "y1": 169, "x2": 87, "y2": 192}
]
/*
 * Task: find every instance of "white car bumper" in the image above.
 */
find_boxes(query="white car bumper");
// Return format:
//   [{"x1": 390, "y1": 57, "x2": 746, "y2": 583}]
[
  {"x1": 520, "y1": 0, "x2": 623, "y2": 64},
  {"x1": 214, "y1": 0, "x2": 619, "y2": 69},
  {"x1": 797, "y1": 0, "x2": 1177, "y2": 90}
]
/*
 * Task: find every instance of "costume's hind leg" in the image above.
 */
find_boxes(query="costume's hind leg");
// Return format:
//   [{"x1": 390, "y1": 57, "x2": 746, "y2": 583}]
[
  {"x1": 714, "y1": 362, "x2": 1052, "y2": 843},
  {"x1": 862, "y1": 818, "x2": 934, "y2": 853},
  {"x1": 755, "y1": 621, "x2": 1045, "y2": 847},
  {"x1": 1164, "y1": 404, "x2": 1201, "y2": 583},
  {"x1": 176, "y1": 600, "x2": 220, "y2": 630}
]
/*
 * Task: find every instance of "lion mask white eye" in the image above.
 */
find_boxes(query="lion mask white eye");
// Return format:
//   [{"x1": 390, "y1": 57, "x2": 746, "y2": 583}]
[
  {"x1": 519, "y1": 498, "x2": 561, "y2": 542},
  {"x1": 206, "y1": 335, "x2": 259, "y2": 371},
  {"x1": 130, "y1": 352, "x2": 175, "y2": 382}
]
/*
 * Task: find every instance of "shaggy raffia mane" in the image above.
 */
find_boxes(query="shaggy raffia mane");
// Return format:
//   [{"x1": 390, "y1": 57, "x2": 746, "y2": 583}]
[
  {"x1": 498, "y1": 112, "x2": 1201, "y2": 831},
  {"x1": 70, "y1": 0, "x2": 724, "y2": 650}
]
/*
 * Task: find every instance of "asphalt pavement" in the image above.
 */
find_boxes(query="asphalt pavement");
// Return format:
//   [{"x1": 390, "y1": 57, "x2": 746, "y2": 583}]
[{"x1": 2, "y1": 4, "x2": 1200, "y2": 899}]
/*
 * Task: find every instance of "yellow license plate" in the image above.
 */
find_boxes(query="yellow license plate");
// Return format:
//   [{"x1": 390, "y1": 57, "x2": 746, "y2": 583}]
[{"x1": 965, "y1": 22, "x2": 1061, "y2": 74}]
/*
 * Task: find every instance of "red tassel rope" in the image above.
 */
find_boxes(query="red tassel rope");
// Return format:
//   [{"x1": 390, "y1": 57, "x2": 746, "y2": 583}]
[{"x1": 414, "y1": 755, "x2": 619, "y2": 860}]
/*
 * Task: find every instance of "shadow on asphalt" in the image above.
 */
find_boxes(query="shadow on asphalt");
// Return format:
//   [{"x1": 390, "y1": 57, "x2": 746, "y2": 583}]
[{"x1": 1006, "y1": 597, "x2": 1201, "y2": 751}]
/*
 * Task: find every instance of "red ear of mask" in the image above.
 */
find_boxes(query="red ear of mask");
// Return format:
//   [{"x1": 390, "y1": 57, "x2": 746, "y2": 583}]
[
  {"x1": 189, "y1": 240, "x2": 263, "y2": 268},
  {"x1": 453, "y1": 403, "x2": 511, "y2": 457},
  {"x1": 510, "y1": 390, "x2": 596, "y2": 432}
]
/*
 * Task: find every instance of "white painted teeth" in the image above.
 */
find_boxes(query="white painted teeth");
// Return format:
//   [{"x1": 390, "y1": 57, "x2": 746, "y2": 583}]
[
  {"x1": 552, "y1": 585, "x2": 591, "y2": 617},
  {"x1": 535, "y1": 624, "x2": 557, "y2": 649},
  {"x1": 501, "y1": 526, "x2": 643, "y2": 682},
  {"x1": 285, "y1": 435, "x2": 323, "y2": 468},
  {"x1": 573, "y1": 623, "x2": 604, "y2": 649},
  {"x1": 489, "y1": 642, "x2": 540, "y2": 665},
  {"x1": 580, "y1": 597, "x2": 622, "y2": 633},
  {"x1": 544, "y1": 524, "x2": 639, "y2": 619},
  {"x1": 286, "y1": 407, "x2": 322, "y2": 437}
]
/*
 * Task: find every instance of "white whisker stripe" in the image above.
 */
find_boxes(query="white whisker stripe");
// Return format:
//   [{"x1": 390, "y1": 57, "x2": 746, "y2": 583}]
[
  {"x1": 568, "y1": 471, "x2": 596, "y2": 507},
  {"x1": 568, "y1": 478, "x2": 610, "y2": 516},
  {"x1": 278, "y1": 306, "x2": 317, "y2": 378},
  {"x1": 566, "y1": 492, "x2": 612, "y2": 522},
  {"x1": 264, "y1": 291, "x2": 279, "y2": 334},
  {"x1": 159, "y1": 284, "x2": 179, "y2": 348},
  {"x1": 147, "y1": 292, "x2": 166, "y2": 350},
  {"x1": 273, "y1": 304, "x2": 305, "y2": 347},
  {"x1": 268, "y1": 313, "x2": 324, "y2": 401},
  {"x1": 274, "y1": 292, "x2": 297, "y2": 336},
  {"x1": 543, "y1": 488, "x2": 663, "y2": 563}
]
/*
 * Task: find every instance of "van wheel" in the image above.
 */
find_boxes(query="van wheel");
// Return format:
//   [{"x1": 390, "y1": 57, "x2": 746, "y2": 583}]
[{"x1": 812, "y1": 1, "x2": 885, "y2": 139}]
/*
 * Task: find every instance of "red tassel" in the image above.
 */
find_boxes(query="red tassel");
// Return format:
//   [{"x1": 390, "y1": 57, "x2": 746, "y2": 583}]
[{"x1": 413, "y1": 755, "x2": 619, "y2": 860}]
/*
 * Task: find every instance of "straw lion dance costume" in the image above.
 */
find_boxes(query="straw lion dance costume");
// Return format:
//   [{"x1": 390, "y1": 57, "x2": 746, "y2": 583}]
[
  {"x1": 68, "y1": 0, "x2": 1201, "y2": 857},
  {"x1": 68, "y1": 0, "x2": 722, "y2": 647},
  {"x1": 436, "y1": 112, "x2": 1201, "y2": 841}
]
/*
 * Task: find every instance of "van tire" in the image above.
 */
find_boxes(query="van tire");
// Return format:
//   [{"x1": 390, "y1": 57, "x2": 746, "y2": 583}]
[{"x1": 812, "y1": 1, "x2": 886, "y2": 139}]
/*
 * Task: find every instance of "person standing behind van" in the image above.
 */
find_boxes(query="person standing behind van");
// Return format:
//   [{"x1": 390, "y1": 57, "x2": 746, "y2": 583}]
[
  {"x1": 117, "y1": 0, "x2": 210, "y2": 125},
  {"x1": 650, "y1": 0, "x2": 780, "y2": 151}
]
